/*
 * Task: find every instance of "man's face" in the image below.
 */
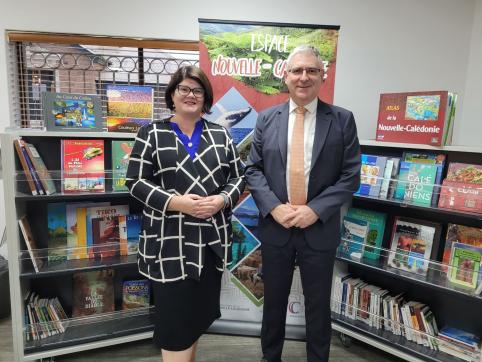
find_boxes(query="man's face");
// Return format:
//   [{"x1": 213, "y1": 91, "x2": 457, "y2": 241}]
[{"x1": 284, "y1": 52, "x2": 322, "y2": 106}]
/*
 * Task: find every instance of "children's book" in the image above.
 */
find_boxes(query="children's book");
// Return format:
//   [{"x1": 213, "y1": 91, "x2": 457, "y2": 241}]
[
  {"x1": 122, "y1": 279, "x2": 150, "y2": 309},
  {"x1": 442, "y1": 224, "x2": 482, "y2": 273},
  {"x1": 111, "y1": 140, "x2": 135, "y2": 191},
  {"x1": 106, "y1": 85, "x2": 153, "y2": 133},
  {"x1": 61, "y1": 139, "x2": 105, "y2": 193},
  {"x1": 72, "y1": 269, "x2": 115, "y2": 317},
  {"x1": 339, "y1": 216, "x2": 368, "y2": 260},
  {"x1": 91, "y1": 216, "x2": 121, "y2": 258},
  {"x1": 42, "y1": 91, "x2": 103, "y2": 132},
  {"x1": 387, "y1": 217, "x2": 441, "y2": 276},
  {"x1": 346, "y1": 208, "x2": 387, "y2": 260},
  {"x1": 447, "y1": 242, "x2": 482, "y2": 289}
]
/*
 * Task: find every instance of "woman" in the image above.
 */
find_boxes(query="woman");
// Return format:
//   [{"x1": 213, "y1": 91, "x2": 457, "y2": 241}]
[{"x1": 125, "y1": 66, "x2": 245, "y2": 362}]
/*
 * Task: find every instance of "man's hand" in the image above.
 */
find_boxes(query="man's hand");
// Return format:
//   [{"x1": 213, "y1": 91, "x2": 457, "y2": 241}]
[
  {"x1": 271, "y1": 204, "x2": 297, "y2": 228},
  {"x1": 287, "y1": 205, "x2": 319, "y2": 229}
]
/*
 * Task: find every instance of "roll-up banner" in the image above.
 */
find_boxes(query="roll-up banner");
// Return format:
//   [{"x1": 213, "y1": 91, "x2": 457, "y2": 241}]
[{"x1": 199, "y1": 19, "x2": 340, "y2": 327}]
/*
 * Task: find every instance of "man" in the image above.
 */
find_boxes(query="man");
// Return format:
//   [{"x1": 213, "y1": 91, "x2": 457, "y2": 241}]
[{"x1": 245, "y1": 45, "x2": 361, "y2": 362}]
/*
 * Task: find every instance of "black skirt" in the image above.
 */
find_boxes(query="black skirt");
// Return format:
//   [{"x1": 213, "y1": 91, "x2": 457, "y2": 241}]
[{"x1": 152, "y1": 247, "x2": 222, "y2": 351}]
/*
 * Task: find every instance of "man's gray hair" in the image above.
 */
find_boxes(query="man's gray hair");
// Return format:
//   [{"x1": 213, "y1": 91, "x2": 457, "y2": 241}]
[{"x1": 286, "y1": 45, "x2": 323, "y2": 69}]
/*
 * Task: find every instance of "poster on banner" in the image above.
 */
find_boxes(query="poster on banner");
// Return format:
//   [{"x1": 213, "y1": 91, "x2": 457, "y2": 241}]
[{"x1": 199, "y1": 19, "x2": 340, "y2": 324}]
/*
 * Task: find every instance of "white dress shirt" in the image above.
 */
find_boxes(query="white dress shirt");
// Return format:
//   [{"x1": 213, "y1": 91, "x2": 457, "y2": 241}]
[{"x1": 286, "y1": 98, "x2": 317, "y2": 203}]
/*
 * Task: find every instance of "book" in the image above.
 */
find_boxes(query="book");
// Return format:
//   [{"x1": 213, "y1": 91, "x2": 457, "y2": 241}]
[
  {"x1": 42, "y1": 91, "x2": 103, "y2": 132},
  {"x1": 346, "y1": 208, "x2": 387, "y2": 260},
  {"x1": 387, "y1": 217, "x2": 441, "y2": 275},
  {"x1": 122, "y1": 279, "x2": 150, "y2": 309},
  {"x1": 85, "y1": 205, "x2": 129, "y2": 258},
  {"x1": 356, "y1": 154, "x2": 387, "y2": 197},
  {"x1": 376, "y1": 90, "x2": 455, "y2": 146},
  {"x1": 23, "y1": 142, "x2": 57, "y2": 195},
  {"x1": 106, "y1": 84, "x2": 153, "y2": 133},
  {"x1": 442, "y1": 224, "x2": 482, "y2": 273},
  {"x1": 111, "y1": 140, "x2": 135, "y2": 192},
  {"x1": 47, "y1": 202, "x2": 67, "y2": 262},
  {"x1": 393, "y1": 161, "x2": 438, "y2": 207},
  {"x1": 402, "y1": 152, "x2": 446, "y2": 206},
  {"x1": 72, "y1": 269, "x2": 115, "y2": 317},
  {"x1": 119, "y1": 214, "x2": 142, "y2": 255},
  {"x1": 18, "y1": 215, "x2": 43, "y2": 273},
  {"x1": 448, "y1": 242, "x2": 481, "y2": 289},
  {"x1": 91, "y1": 216, "x2": 121, "y2": 258},
  {"x1": 66, "y1": 202, "x2": 110, "y2": 260},
  {"x1": 61, "y1": 139, "x2": 105, "y2": 193},
  {"x1": 438, "y1": 163, "x2": 482, "y2": 214},
  {"x1": 378, "y1": 157, "x2": 400, "y2": 199},
  {"x1": 439, "y1": 326, "x2": 481, "y2": 349},
  {"x1": 13, "y1": 139, "x2": 37, "y2": 195},
  {"x1": 339, "y1": 216, "x2": 368, "y2": 259},
  {"x1": 14, "y1": 139, "x2": 44, "y2": 195}
]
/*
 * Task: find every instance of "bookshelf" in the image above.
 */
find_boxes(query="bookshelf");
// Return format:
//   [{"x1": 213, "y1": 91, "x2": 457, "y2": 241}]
[{"x1": 331, "y1": 140, "x2": 482, "y2": 362}]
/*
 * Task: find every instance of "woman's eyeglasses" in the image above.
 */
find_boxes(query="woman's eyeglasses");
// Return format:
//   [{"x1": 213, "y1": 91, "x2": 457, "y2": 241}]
[{"x1": 177, "y1": 84, "x2": 205, "y2": 98}]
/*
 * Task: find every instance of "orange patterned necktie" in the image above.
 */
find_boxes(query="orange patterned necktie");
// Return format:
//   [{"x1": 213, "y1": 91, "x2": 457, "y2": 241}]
[{"x1": 289, "y1": 106, "x2": 307, "y2": 205}]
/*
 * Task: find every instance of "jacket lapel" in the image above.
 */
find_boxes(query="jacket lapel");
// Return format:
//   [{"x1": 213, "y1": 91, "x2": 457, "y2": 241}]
[
  {"x1": 277, "y1": 102, "x2": 290, "y2": 167},
  {"x1": 310, "y1": 100, "x2": 332, "y2": 170}
]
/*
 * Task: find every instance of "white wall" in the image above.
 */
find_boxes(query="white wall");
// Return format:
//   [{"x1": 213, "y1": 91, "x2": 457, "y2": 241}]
[{"x1": 0, "y1": 0, "x2": 479, "y2": 143}]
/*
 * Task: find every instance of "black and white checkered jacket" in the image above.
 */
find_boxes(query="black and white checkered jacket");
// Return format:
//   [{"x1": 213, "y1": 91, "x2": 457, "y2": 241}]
[{"x1": 125, "y1": 118, "x2": 245, "y2": 283}]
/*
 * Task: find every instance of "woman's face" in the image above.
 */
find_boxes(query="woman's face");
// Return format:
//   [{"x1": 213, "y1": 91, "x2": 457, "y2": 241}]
[{"x1": 172, "y1": 77, "x2": 205, "y2": 117}]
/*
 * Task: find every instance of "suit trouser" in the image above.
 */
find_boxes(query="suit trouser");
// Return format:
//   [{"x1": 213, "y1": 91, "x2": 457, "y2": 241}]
[{"x1": 261, "y1": 228, "x2": 336, "y2": 362}]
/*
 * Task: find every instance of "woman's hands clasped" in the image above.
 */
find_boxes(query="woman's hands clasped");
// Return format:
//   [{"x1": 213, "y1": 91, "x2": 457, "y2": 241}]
[{"x1": 168, "y1": 194, "x2": 225, "y2": 219}]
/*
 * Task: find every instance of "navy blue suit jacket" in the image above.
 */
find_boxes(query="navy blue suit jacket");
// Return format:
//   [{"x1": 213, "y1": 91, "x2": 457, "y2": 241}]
[{"x1": 245, "y1": 99, "x2": 361, "y2": 251}]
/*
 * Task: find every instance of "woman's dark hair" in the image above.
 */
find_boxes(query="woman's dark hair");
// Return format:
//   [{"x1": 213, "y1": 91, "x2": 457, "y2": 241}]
[{"x1": 165, "y1": 65, "x2": 213, "y2": 114}]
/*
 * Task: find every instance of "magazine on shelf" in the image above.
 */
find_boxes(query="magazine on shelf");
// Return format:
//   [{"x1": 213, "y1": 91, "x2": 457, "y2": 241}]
[
  {"x1": 106, "y1": 84, "x2": 154, "y2": 133},
  {"x1": 387, "y1": 216, "x2": 442, "y2": 276},
  {"x1": 72, "y1": 269, "x2": 115, "y2": 317},
  {"x1": 42, "y1": 91, "x2": 103, "y2": 132},
  {"x1": 61, "y1": 139, "x2": 105, "y2": 193},
  {"x1": 375, "y1": 90, "x2": 456, "y2": 146}
]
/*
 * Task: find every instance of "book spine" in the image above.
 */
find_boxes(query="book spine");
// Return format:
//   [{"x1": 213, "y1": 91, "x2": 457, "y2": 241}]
[
  {"x1": 24, "y1": 142, "x2": 57, "y2": 195},
  {"x1": 13, "y1": 140, "x2": 37, "y2": 195},
  {"x1": 19, "y1": 141, "x2": 45, "y2": 195}
]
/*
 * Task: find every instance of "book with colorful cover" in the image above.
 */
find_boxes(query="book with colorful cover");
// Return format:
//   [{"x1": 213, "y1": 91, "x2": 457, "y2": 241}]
[
  {"x1": 438, "y1": 163, "x2": 482, "y2": 214},
  {"x1": 91, "y1": 216, "x2": 121, "y2": 258},
  {"x1": 61, "y1": 139, "x2": 105, "y2": 193},
  {"x1": 356, "y1": 154, "x2": 388, "y2": 197},
  {"x1": 72, "y1": 269, "x2": 115, "y2": 317},
  {"x1": 447, "y1": 242, "x2": 482, "y2": 289},
  {"x1": 19, "y1": 215, "x2": 44, "y2": 273},
  {"x1": 387, "y1": 217, "x2": 441, "y2": 276},
  {"x1": 42, "y1": 91, "x2": 103, "y2": 132},
  {"x1": 376, "y1": 91, "x2": 455, "y2": 146},
  {"x1": 24, "y1": 142, "x2": 57, "y2": 195},
  {"x1": 402, "y1": 152, "x2": 446, "y2": 206},
  {"x1": 47, "y1": 202, "x2": 67, "y2": 262},
  {"x1": 339, "y1": 216, "x2": 368, "y2": 260},
  {"x1": 119, "y1": 214, "x2": 142, "y2": 255},
  {"x1": 379, "y1": 157, "x2": 400, "y2": 199},
  {"x1": 122, "y1": 279, "x2": 150, "y2": 310},
  {"x1": 393, "y1": 161, "x2": 438, "y2": 206},
  {"x1": 442, "y1": 224, "x2": 482, "y2": 274},
  {"x1": 66, "y1": 202, "x2": 110, "y2": 260},
  {"x1": 106, "y1": 84, "x2": 153, "y2": 133},
  {"x1": 346, "y1": 208, "x2": 387, "y2": 260},
  {"x1": 86, "y1": 205, "x2": 129, "y2": 258},
  {"x1": 439, "y1": 326, "x2": 481, "y2": 348},
  {"x1": 111, "y1": 140, "x2": 134, "y2": 192}
]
